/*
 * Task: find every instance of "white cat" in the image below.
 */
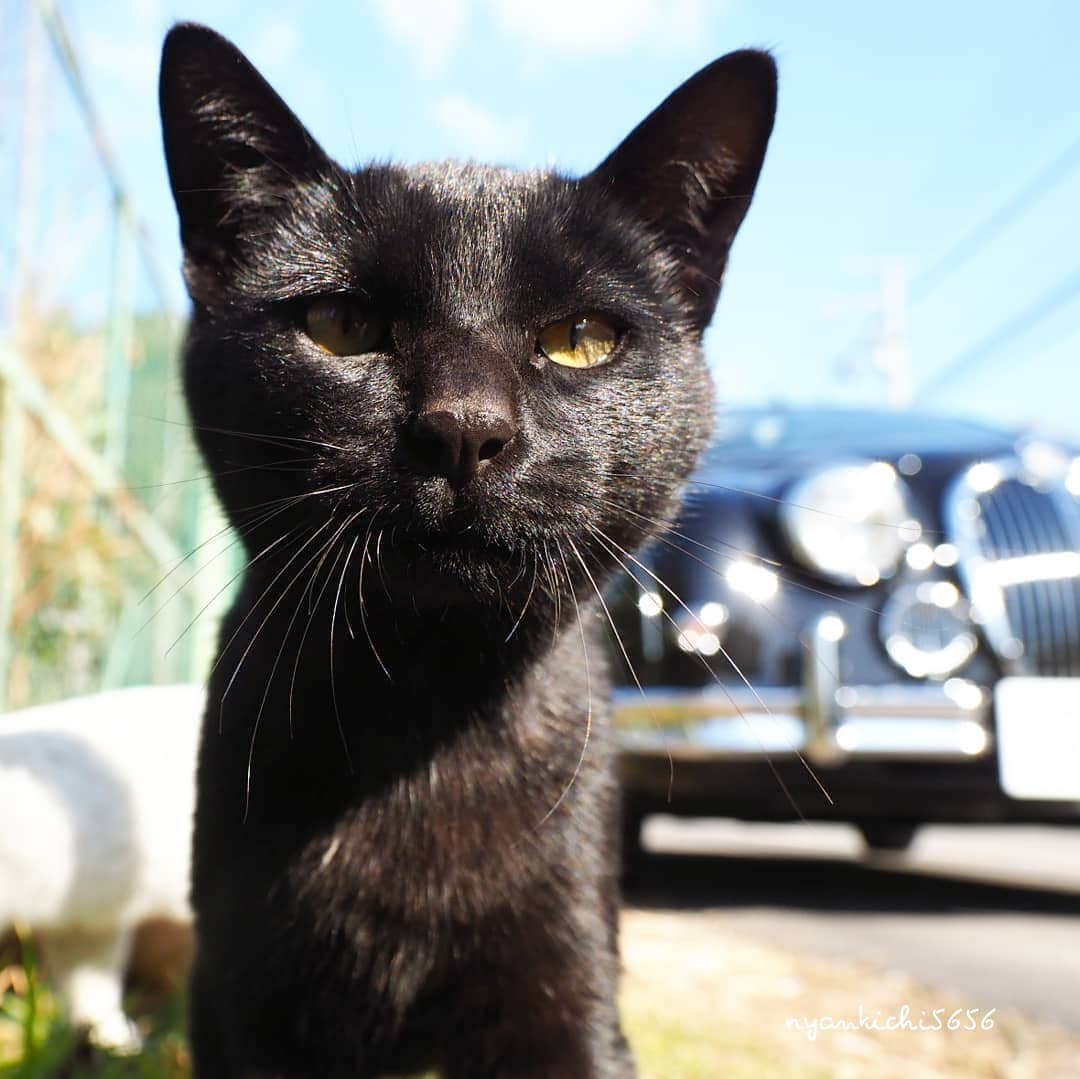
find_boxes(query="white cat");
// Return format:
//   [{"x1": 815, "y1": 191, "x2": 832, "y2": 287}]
[{"x1": 1, "y1": 684, "x2": 202, "y2": 1051}]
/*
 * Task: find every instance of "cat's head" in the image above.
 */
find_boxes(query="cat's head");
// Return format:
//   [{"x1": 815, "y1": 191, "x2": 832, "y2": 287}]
[{"x1": 159, "y1": 24, "x2": 775, "y2": 620}]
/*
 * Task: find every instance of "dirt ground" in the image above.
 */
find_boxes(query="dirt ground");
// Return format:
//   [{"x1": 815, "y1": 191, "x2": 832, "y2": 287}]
[
  {"x1": 5, "y1": 911, "x2": 1080, "y2": 1077},
  {"x1": 620, "y1": 907, "x2": 1080, "y2": 1079}
]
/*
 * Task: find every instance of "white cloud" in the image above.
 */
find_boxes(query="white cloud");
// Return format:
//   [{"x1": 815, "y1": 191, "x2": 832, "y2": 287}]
[
  {"x1": 486, "y1": 0, "x2": 710, "y2": 56},
  {"x1": 84, "y1": 29, "x2": 160, "y2": 92},
  {"x1": 370, "y1": 0, "x2": 470, "y2": 76},
  {"x1": 249, "y1": 17, "x2": 300, "y2": 71},
  {"x1": 129, "y1": 0, "x2": 162, "y2": 30},
  {"x1": 78, "y1": 3, "x2": 164, "y2": 149},
  {"x1": 433, "y1": 93, "x2": 527, "y2": 159},
  {"x1": 371, "y1": 0, "x2": 716, "y2": 76}
]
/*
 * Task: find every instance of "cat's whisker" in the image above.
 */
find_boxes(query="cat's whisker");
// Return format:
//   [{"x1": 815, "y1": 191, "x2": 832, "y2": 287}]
[
  {"x1": 145, "y1": 414, "x2": 351, "y2": 454},
  {"x1": 601, "y1": 496, "x2": 847, "y2": 685},
  {"x1": 140, "y1": 517, "x2": 239, "y2": 604},
  {"x1": 591, "y1": 531, "x2": 812, "y2": 816},
  {"x1": 549, "y1": 542, "x2": 563, "y2": 638},
  {"x1": 599, "y1": 493, "x2": 783, "y2": 566},
  {"x1": 568, "y1": 534, "x2": 676, "y2": 802},
  {"x1": 243, "y1": 519, "x2": 356, "y2": 821},
  {"x1": 139, "y1": 490, "x2": 308, "y2": 605},
  {"x1": 154, "y1": 515, "x2": 310, "y2": 659},
  {"x1": 160, "y1": 484, "x2": 365, "y2": 665},
  {"x1": 215, "y1": 519, "x2": 338, "y2": 734},
  {"x1": 137, "y1": 496, "x2": 309, "y2": 637},
  {"x1": 507, "y1": 554, "x2": 524, "y2": 591},
  {"x1": 135, "y1": 531, "x2": 240, "y2": 642},
  {"x1": 130, "y1": 456, "x2": 319, "y2": 497},
  {"x1": 357, "y1": 518, "x2": 392, "y2": 683},
  {"x1": 686, "y1": 477, "x2": 943, "y2": 535},
  {"x1": 603, "y1": 497, "x2": 886, "y2": 617},
  {"x1": 375, "y1": 528, "x2": 391, "y2": 601},
  {"x1": 632, "y1": 524, "x2": 843, "y2": 685},
  {"x1": 144, "y1": 415, "x2": 314, "y2": 454},
  {"x1": 647, "y1": 526, "x2": 843, "y2": 685},
  {"x1": 540, "y1": 538, "x2": 562, "y2": 649},
  {"x1": 156, "y1": 509, "x2": 317, "y2": 652},
  {"x1": 168, "y1": 482, "x2": 364, "y2": 582},
  {"x1": 330, "y1": 531, "x2": 360, "y2": 775},
  {"x1": 306, "y1": 514, "x2": 352, "y2": 617},
  {"x1": 604, "y1": 470, "x2": 941, "y2": 535},
  {"x1": 609, "y1": 527, "x2": 833, "y2": 812},
  {"x1": 606, "y1": 531, "x2": 831, "y2": 804},
  {"x1": 535, "y1": 542, "x2": 592, "y2": 828},
  {"x1": 227, "y1": 482, "x2": 361, "y2": 518},
  {"x1": 505, "y1": 549, "x2": 540, "y2": 644},
  {"x1": 591, "y1": 525, "x2": 832, "y2": 812},
  {"x1": 140, "y1": 463, "x2": 318, "y2": 514},
  {"x1": 342, "y1": 562, "x2": 357, "y2": 642},
  {"x1": 288, "y1": 516, "x2": 361, "y2": 738}
]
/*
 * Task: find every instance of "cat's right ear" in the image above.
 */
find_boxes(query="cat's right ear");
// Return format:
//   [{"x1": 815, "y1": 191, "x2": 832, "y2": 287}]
[
  {"x1": 590, "y1": 50, "x2": 777, "y2": 331},
  {"x1": 159, "y1": 23, "x2": 331, "y2": 264}
]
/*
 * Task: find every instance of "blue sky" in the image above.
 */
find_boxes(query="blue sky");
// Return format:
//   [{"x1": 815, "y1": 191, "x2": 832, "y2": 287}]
[{"x1": 7, "y1": 0, "x2": 1080, "y2": 438}]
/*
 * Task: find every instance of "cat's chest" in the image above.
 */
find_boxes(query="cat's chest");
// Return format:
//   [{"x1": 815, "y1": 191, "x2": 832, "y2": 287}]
[
  {"x1": 294, "y1": 743, "x2": 562, "y2": 919},
  {"x1": 197, "y1": 613, "x2": 603, "y2": 915}
]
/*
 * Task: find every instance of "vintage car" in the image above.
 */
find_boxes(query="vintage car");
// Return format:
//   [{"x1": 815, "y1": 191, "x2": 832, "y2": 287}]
[{"x1": 612, "y1": 406, "x2": 1080, "y2": 856}]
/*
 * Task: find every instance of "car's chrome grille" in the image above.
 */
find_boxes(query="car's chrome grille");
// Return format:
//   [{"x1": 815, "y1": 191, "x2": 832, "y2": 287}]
[
  {"x1": 979, "y1": 479, "x2": 1080, "y2": 675},
  {"x1": 947, "y1": 458, "x2": 1080, "y2": 677}
]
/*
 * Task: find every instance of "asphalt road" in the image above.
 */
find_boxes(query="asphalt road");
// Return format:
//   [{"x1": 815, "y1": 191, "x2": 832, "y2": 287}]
[{"x1": 624, "y1": 818, "x2": 1080, "y2": 1029}]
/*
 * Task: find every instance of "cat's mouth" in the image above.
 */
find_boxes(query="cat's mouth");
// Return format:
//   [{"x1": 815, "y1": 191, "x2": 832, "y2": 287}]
[
  {"x1": 347, "y1": 503, "x2": 559, "y2": 609},
  {"x1": 366, "y1": 535, "x2": 523, "y2": 611},
  {"x1": 376, "y1": 481, "x2": 547, "y2": 554},
  {"x1": 394, "y1": 519, "x2": 525, "y2": 569}
]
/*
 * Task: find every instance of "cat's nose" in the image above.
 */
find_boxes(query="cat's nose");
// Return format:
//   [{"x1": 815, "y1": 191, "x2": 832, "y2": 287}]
[{"x1": 405, "y1": 409, "x2": 518, "y2": 489}]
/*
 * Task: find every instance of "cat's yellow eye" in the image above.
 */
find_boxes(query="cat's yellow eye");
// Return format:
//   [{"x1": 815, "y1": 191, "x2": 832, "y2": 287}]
[
  {"x1": 537, "y1": 315, "x2": 618, "y2": 369},
  {"x1": 304, "y1": 297, "x2": 384, "y2": 356}
]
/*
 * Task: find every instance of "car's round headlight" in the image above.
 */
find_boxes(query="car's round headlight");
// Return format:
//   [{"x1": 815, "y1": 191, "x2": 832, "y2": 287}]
[
  {"x1": 780, "y1": 461, "x2": 918, "y2": 587},
  {"x1": 880, "y1": 581, "x2": 978, "y2": 679}
]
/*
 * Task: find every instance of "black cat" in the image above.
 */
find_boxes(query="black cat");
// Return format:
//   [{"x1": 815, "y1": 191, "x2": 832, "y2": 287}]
[{"x1": 159, "y1": 23, "x2": 775, "y2": 1078}]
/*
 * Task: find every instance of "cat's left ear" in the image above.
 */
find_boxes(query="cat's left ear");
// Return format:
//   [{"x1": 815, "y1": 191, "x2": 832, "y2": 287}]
[
  {"x1": 590, "y1": 50, "x2": 777, "y2": 330},
  {"x1": 159, "y1": 23, "x2": 333, "y2": 266}
]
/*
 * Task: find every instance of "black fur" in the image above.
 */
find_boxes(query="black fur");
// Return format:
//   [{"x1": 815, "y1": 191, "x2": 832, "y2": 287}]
[{"x1": 159, "y1": 23, "x2": 775, "y2": 1078}]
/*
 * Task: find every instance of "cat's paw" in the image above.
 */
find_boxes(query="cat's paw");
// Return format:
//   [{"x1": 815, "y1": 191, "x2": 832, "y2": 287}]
[{"x1": 85, "y1": 1012, "x2": 143, "y2": 1055}]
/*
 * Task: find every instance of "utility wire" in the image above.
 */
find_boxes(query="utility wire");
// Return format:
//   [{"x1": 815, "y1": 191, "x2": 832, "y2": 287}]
[
  {"x1": 914, "y1": 265, "x2": 1080, "y2": 399},
  {"x1": 831, "y1": 132, "x2": 1080, "y2": 375},
  {"x1": 909, "y1": 134, "x2": 1080, "y2": 303}
]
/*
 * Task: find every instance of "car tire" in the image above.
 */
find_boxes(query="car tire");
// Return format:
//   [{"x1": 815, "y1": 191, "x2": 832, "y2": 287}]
[
  {"x1": 857, "y1": 821, "x2": 919, "y2": 852},
  {"x1": 620, "y1": 799, "x2": 648, "y2": 883}
]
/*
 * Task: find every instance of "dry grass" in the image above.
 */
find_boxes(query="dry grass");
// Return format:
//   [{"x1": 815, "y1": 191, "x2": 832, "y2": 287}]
[
  {"x1": 3, "y1": 304, "x2": 206, "y2": 710},
  {"x1": 4, "y1": 310, "x2": 130, "y2": 708}
]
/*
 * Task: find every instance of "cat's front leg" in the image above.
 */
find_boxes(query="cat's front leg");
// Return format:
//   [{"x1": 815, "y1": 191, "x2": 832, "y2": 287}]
[
  {"x1": 46, "y1": 924, "x2": 141, "y2": 1053},
  {"x1": 444, "y1": 1014, "x2": 635, "y2": 1079},
  {"x1": 189, "y1": 955, "x2": 233, "y2": 1079},
  {"x1": 442, "y1": 950, "x2": 636, "y2": 1079}
]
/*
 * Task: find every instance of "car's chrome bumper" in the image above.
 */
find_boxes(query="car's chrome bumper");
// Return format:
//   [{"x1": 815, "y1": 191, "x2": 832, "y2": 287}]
[{"x1": 615, "y1": 615, "x2": 992, "y2": 764}]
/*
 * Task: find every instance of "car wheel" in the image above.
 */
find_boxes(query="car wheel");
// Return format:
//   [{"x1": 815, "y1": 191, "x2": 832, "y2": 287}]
[{"x1": 857, "y1": 821, "x2": 919, "y2": 852}]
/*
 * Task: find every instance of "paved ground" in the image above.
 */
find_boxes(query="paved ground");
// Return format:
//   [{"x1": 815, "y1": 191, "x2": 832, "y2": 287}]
[{"x1": 624, "y1": 818, "x2": 1080, "y2": 1029}]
